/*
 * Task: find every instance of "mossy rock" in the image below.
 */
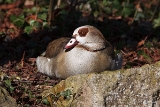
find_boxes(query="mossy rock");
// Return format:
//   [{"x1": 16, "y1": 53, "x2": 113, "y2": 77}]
[
  {"x1": 0, "y1": 86, "x2": 17, "y2": 107},
  {"x1": 42, "y1": 61, "x2": 160, "y2": 107}
]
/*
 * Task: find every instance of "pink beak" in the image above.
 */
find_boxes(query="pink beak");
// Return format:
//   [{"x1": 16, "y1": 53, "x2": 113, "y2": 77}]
[{"x1": 64, "y1": 38, "x2": 78, "y2": 49}]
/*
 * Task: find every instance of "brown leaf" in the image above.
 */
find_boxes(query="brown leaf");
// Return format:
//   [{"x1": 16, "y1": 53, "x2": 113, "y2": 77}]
[
  {"x1": 138, "y1": 55, "x2": 144, "y2": 61},
  {"x1": 137, "y1": 36, "x2": 148, "y2": 48}
]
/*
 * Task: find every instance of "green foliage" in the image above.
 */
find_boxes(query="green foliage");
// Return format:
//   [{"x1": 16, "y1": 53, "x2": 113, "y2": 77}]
[
  {"x1": 152, "y1": 38, "x2": 159, "y2": 46},
  {"x1": 38, "y1": 13, "x2": 47, "y2": 20},
  {"x1": 31, "y1": 20, "x2": 42, "y2": 29},
  {"x1": 144, "y1": 41, "x2": 153, "y2": 49},
  {"x1": 4, "y1": 0, "x2": 160, "y2": 36},
  {"x1": 121, "y1": 2, "x2": 134, "y2": 18},
  {"x1": 4, "y1": 79, "x2": 14, "y2": 93},
  {"x1": 42, "y1": 98, "x2": 50, "y2": 105},
  {"x1": 137, "y1": 50, "x2": 152, "y2": 63},
  {"x1": 23, "y1": 7, "x2": 38, "y2": 15},
  {"x1": 153, "y1": 14, "x2": 160, "y2": 28},
  {"x1": 10, "y1": 14, "x2": 25, "y2": 27},
  {"x1": 7, "y1": 4, "x2": 49, "y2": 35},
  {"x1": 134, "y1": 12, "x2": 145, "y2": 21},
  {"x1": 124, "y1": 62, "x2": 132, "y2": 69},
  {"x1": 49, "y1": 89, "x2": 72, "y2": 101},
  {"x1": 28, "y1": 90, "x2": 35, "y2": 98},
  {"x1": 60, "y1": 89, "x2": 72, "y2": 100},
  {"x1": 24, "y1": 26, "x2": 34, "y2": 34},
  {"x1": 0, "y1": 0, "x2": 15, "y2": 3}
]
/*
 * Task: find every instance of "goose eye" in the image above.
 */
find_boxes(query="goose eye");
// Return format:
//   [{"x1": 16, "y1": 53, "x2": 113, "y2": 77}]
[{"x1": 70, "y1": 41, "x2": 73, "y2": 43}]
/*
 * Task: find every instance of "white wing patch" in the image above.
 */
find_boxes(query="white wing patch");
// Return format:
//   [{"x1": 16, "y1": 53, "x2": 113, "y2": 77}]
[{"x1": 47, "y1": 58, "x2": 50, "y2": 62}]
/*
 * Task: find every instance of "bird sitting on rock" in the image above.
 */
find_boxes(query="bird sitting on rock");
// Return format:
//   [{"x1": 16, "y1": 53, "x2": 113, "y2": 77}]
[{"x1": 36, "y1": 25, "x2": 122, "y2": 79}]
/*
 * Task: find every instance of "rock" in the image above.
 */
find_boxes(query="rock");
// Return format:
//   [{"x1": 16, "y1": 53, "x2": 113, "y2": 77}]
[
  {"x1": 0, "y1": 86, "x2": 17, "y2": 107},
  {"x1": 42, "y1": 61, "x2": 160, "y2": 107}
]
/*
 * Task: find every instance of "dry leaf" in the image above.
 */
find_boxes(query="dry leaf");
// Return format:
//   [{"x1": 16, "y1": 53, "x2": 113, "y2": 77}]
[{"x1": 137, "y1": 36, "x2": 148, "y2": 48}]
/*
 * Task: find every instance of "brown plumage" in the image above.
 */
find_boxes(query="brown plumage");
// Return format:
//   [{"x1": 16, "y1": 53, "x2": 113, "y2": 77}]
[
  {"x1": 44, "y1": 37, "x2": 71, "y2": 58},
  {"x1": 36, "y1": 25, "x2": 122, "y2": 79}
]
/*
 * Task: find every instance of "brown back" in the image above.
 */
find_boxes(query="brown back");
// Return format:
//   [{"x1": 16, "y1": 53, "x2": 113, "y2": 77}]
[{"x1": 44, "y1": 37, "x2": 71, "y2": 58}]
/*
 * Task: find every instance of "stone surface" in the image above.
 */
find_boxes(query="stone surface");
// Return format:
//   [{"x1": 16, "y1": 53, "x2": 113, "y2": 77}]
[
  {"x1": 42, "y1": 61, "x2": 160, "y2": 107},
  {"x1": 0, "y1": 86, "x2": 17, "y2": 107}
]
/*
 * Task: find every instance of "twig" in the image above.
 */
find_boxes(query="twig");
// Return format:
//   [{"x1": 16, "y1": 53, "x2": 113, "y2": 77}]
[
  {"x1": 150, "y1": 0, "x2": 159, "y2": 21},
  {"x1": 21, "y1": 51, "x2": 25, "y2": 67},
  {"x1": 57, "y1": 0, "x2": 61, "y2": 8},
  {"x1": 121, "y1": 50, "x2": 127, "y2": 55},
  {"x1": 48, "y1": 0, "x2": 54, "y2": 26},
  {"x1": 35, "y1": 0, "x2": 38, "y2": 21}
]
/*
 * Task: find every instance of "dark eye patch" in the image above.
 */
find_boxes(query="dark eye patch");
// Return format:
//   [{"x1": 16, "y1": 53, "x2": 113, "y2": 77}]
[{"x1": 78, "y1": 28, "x2": 89, "y2": 37}]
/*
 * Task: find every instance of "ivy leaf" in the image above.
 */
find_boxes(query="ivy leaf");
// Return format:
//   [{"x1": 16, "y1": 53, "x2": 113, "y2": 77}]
[
  {"x1": 122, "y1": 6, "x2": 133, "y2": 17},
  {"x1": 102, "y1": 0, "x2": 112, "y2": 6},
  {"x1": 4, "y1": 79, "x2": 11, "y2": 87},
  {"x1": 4, "y1": 79, "x2": 14, "y2": 93},
  {"x1": 43, "y1": 22, "x2": 49, "y2": 27},
  {"x1": 29, "y1": 19, "x2": 42, "y2": 29},
  {"x1": 38, "y1": 13, "x2": 47, "y2": 20},
  {"x1": 112, "y1": 0, "x2": 120, "y2": 8},
  {"x1": 135, "y1": 12, "x2": 145, "y2": 21},
  {"x1": 29, "y1": 20, "x2": 36, "y2": 26},
  {"x1": 9, "y1": 86, "x2": 14, "y2": 93},
  {"x1": 10, "y1": 14, "x2": 25, "y2": 27},
  {"x1": 24, "y1": 26, "x2": 34, "y2": 34},
  {"x1": 153, "y1": 14, "x2": 160, "y2": 28},
  {"x1": 33, "y1": 21, "x2": 42, "y2": 29}
]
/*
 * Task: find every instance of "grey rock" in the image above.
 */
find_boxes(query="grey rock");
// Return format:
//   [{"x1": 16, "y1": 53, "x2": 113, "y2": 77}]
[
  {"x1": 42, "y1": 61, "x2": 160, "y2": 107},
  {"x1": 0, "y1": 86, "x2": 17, "y2": 107}
]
